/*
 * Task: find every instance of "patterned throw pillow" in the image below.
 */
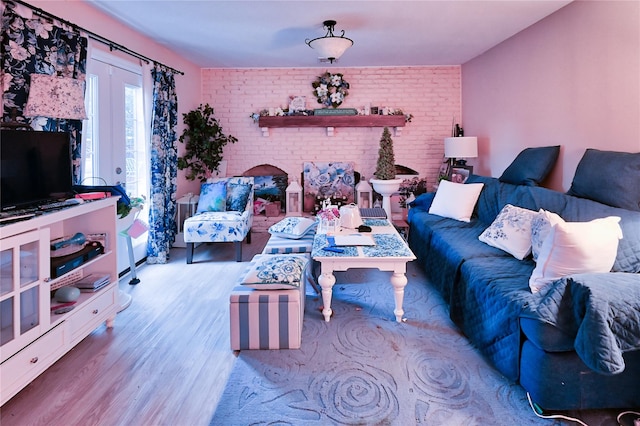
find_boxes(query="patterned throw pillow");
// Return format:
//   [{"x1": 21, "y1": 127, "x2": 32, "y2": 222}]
[
  {"x1": 196, "y1": 181, "x2": 227, "y2": 213},
  {"x1": 268, "y1": 217, "x2": 317, "y2": 239},
  {"x1": 241, "y1": 254, "x2": 309, "y2": 290},
  {"x1": 530, "y1": 209, "x2": 563, "y2": 261},
  {"x1": 478, "y1": 204, "x2": 538, "y2": 260},
  {"x1": 227, "y1": 183, "x2": 252, "y2": 212}
]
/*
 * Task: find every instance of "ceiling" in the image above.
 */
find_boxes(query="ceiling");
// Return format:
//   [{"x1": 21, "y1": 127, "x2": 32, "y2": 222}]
[{"x1": 86, "y1": 0, "x2": 572, "y2": 69}]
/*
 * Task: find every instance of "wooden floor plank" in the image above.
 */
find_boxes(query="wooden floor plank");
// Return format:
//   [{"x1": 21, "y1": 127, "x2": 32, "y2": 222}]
[{"x1": 1, "y1": 234, "x2": 269, "y2": 426}]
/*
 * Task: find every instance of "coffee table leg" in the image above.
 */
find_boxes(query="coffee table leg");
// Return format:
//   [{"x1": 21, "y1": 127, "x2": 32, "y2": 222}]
[
  {"x1": 318, "y1": 272, "x2": 336, "y2": 322},
  {"x1": 390, "y1": 272, "x2": 408, "y2": 322}
]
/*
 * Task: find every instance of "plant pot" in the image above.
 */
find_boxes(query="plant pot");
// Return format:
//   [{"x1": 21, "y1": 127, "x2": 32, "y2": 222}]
[{"x1": 370, "y1": 178, "x2": 402, "y2": 220}]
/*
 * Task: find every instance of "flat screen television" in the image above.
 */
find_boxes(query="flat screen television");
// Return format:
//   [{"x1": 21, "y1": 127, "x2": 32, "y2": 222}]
[{"x1": 1, "y1": 129, "x2": 73, "y2": 211}]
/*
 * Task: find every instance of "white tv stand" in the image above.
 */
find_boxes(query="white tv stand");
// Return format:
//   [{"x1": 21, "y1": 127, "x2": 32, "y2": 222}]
[{"x1": 0, "y1": 198, "x2": 119, "y2": 405}]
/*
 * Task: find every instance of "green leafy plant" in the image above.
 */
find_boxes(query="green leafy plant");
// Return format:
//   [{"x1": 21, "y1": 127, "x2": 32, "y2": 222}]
[
  {"x1": 177, "y1": 104, "x2": 238, "y2": 182},
  {"x1": 117, "y1": 195, "x2": 146, "y2": 219},
  {"x1": 373, "y1": 127, "x2": 396, "y2": 180}
]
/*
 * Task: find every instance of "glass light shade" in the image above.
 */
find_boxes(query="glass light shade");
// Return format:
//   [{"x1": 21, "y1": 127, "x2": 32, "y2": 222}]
[
  {"x1": 444, "y1": 137, "x2": 478, "y2": 159},
  {"x1": 308, "y1": 36, "x2": 353, "y2": 61}
]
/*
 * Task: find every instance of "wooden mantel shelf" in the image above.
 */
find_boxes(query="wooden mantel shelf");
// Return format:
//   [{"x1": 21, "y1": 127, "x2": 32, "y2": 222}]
[{"x1": 257, "y1": 115, "x2": 406, "y2": 137}]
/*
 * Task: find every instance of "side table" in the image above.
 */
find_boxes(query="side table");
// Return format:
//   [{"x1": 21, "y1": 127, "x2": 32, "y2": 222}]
[{"x1": 174, "y1": 194, "x2": 199, "y2": 248}]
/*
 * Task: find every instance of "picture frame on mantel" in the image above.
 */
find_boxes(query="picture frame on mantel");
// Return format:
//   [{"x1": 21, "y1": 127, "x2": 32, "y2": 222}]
[{"x1": 449, "y1": 165, "x2": 473, "y2": 184}]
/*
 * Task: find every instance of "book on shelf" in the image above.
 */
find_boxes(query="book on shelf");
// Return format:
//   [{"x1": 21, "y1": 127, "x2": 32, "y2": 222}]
[{"x1": 73, "y1": 272, "x2": 110, "y2": 292}]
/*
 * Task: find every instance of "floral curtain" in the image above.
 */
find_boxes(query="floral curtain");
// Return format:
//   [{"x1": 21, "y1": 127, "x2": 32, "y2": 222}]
[
  {"x1": 1, "y1": 3, "x2": 87, "y2": 183},
  {"x1": 146, "y1": 64, "x2": 178, "y2": 264}
]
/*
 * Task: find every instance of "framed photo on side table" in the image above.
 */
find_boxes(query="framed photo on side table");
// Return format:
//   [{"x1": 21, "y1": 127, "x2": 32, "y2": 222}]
[{"x1": 449, "y1": 165, "x2": 473, "y2": 184}]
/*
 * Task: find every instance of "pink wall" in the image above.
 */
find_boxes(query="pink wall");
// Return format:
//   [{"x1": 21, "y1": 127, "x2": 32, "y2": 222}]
[
  {"x1": 198, "y1": 67, "x2": 460, "y2": 196},
  {"x1": 461, "y1": 0, "x2": 640, "y2": 191}
]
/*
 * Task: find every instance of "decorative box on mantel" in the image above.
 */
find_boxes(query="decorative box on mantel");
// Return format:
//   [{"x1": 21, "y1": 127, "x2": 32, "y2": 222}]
[{"x1": 257, "y1": 115, "x2": 406, "y2": 137}]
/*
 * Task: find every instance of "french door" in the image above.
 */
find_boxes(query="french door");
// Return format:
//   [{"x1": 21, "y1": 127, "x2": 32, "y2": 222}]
[{"x1": 83, "y1": 50, "x2": 149, "y2": 273}]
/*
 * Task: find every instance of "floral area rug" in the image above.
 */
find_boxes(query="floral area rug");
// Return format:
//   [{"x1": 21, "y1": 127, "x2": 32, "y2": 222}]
[{"x1": 211, "y1": 262, "x2": 621, "y2": 425}]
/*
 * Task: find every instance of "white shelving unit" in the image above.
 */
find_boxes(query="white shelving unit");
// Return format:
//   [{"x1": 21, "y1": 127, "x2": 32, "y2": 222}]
[{"x1": 0, "y1": 198, "x2": 119, "y2": 405}]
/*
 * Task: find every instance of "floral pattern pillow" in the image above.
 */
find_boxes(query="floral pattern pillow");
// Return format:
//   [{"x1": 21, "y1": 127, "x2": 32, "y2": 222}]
[
  {"x1": 227, "y1": 182, "x2": 252, "y2": 212},
  {"x1": 530, "y1": 209, "x2": 564, "y2": 261},
  {"x1": 268, "y1": 217, "x2": 317, "y2": 239},
  {"x1": 196, "y1": 181, "x2": 227, "y2": 213},
  {"x1": 478, "y1": 204, "x2": 538, "y2": 260},
  {"x1": 241, "y1": 254, "x2": 309, "y2": 290}
]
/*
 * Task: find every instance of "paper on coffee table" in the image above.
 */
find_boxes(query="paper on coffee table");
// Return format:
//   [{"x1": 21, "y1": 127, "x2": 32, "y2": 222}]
[{"x1": 333, "y1": 234, "x2": 375, "y2": 246}]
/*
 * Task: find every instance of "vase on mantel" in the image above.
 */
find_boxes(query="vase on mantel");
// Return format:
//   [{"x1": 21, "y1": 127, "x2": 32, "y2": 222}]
[{"x1": 370, "y1": 178, "x2": 402, "y2": 220}]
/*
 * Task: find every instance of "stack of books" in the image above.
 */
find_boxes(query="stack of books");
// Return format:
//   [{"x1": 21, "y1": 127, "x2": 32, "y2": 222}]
[{"x1": 73, "y1": 273, "x2": 110, "y2": 292}]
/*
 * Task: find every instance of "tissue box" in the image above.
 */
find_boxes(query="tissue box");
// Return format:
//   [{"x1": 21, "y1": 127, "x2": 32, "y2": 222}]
[{"x1": 229, "y1": 284, "x2": 304, "y2": 350}]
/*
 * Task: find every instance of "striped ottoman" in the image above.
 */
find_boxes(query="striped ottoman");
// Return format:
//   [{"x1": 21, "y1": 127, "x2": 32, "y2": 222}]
[
  {"x1": 229, "y1": 254, "x2": 308, "y2": 350},
  {"x1": 261, "y1": 232, "x2": 315, "y2": 254}
]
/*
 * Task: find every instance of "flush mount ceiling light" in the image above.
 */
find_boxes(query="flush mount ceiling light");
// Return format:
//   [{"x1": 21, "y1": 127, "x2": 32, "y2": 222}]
[{"x1": 306, "y1": 20, "x2": 353, "y2": 63}]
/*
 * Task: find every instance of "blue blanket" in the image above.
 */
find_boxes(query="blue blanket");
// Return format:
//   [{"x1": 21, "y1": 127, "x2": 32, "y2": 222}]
[
  {"x1": 522, "y1": 273, "x2": 640, "y2": 374},
  {"x1": 408, "y1": 180, "x2": 640, "y2": 380}
]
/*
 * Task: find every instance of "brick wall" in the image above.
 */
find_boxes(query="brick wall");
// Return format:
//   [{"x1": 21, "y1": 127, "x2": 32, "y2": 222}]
[{"x1": 199, "y1": 66, "x2": 460, "y2": 189}]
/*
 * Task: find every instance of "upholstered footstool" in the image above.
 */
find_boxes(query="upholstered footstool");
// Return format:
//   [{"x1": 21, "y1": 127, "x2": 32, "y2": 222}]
[
  {"x1": 230, "y1": 254, "x2": 309, "y2": 350},
  {"x1": 261, "y1": 232, "x2": 315, "y2": 255},
  {"x1": 261, "y1": 216, "x2": 320, "y2": 293}
]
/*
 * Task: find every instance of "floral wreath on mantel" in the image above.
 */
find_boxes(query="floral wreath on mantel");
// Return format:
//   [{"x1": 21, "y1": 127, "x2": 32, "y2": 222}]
[{"x1": 312, "y1": 71, "x2": 349, "y2": 108}]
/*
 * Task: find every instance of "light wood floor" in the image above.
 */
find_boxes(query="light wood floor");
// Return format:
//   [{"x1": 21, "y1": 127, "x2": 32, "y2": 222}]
[{"x1": 1, "y1": 233, "x2": 271, "y2": 426}]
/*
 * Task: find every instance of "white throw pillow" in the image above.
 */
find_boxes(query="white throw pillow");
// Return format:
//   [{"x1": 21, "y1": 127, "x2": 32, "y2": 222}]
[
  {"x1": 428, "y1": 180, "x2": 484, "y2": 222},
  {"x1": 530, "y1": 209, "x2": 563, "y2": 261},
  {"x1": 478, "y1": 204, "x2": 538, "y2": 260},
  {"x1": 268, "y1": 217, "x2": 317, "y2": 239},
  {"x1": 529, "y1": 216, "x2": 623, "y2": 293}
]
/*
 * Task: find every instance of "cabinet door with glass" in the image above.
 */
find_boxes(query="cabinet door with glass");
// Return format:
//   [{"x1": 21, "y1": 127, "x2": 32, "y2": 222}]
[{"x1": 0, "y1": 229, "x2": 50, "y2": 362}]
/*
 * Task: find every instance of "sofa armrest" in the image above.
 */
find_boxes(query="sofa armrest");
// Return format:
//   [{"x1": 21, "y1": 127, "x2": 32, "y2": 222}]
[{"x1": 409, "y1": 192, "x2": 436, "y2": 211}]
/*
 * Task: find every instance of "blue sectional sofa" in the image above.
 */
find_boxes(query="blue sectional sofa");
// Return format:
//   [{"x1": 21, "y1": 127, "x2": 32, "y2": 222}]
[{"x1": 407, "y1": 175, "x2": 640, "y2": 410}]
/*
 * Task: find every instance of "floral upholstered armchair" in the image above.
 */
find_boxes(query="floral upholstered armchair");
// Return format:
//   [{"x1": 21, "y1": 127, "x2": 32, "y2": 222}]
[{"x1": 184, "y1": 177, "x2": 254, "y2": 263}]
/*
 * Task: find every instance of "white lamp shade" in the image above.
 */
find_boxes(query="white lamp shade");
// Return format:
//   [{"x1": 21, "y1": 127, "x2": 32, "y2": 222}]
[
  {"x1": 308, "y1": 37, "x2": 353, "y2": 61},
  {"x1": 444, "y1": 137, "x2": 478, "y2": 159},
  {"x1": 25, "y1": 74, "x2": 87, "y2": 120}
]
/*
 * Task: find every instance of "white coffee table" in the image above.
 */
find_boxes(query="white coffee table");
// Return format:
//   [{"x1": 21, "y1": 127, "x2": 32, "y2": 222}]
[{"x1": 311, "y1": 218, "x2": 416, "y2": 322}]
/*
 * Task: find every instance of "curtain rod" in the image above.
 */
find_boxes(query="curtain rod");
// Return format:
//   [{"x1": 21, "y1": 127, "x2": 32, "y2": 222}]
[{"x1": 11, "y1": 0, "x2": 185, "y2": 76}]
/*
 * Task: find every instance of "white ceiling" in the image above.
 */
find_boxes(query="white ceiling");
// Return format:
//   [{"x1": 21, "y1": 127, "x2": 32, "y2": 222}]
[{"x1": 86, "y1": 0, "x2": 572, "y2": 69}]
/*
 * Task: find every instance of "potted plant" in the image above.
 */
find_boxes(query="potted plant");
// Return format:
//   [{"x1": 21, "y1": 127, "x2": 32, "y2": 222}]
[
  {"x1": 177, "y1": 104, "x2": 238, "y2": 182},
  {"x1": 370, "y1": 127, "x2": 403, "y2": 219}
]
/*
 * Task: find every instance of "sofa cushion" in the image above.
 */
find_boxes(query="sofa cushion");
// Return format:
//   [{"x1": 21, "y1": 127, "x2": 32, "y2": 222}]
[
  {"x1": 479, "y1": 204, "x2": 538, "y2": 260},
  {"x1": 241, "y1": 254, "x2": 309, "y2": 290},
  {"x1": 567, "y1": 149, "x2": 640, "y2": 211},
  {"x1": 196, "y1": 181, "x2": 227, "y2": 213},
  {"x1": 499, "y1": 145, "x2": 560, "y2": 186},
  {"x1": 519, "y1": 317, "x2": 575, "y2": 352},
  {"x1": 409, "y1": 192, "x2": 435, "y2": 210},
  {"x1": 227, "y1": 182, "x2": 252, "y2": 212},
  {"x1": 529, "y1": 216, "x2": 623, "y2": 293},
  {"x1": 428, "y1": 180, "x2": 484, "y2": 222},
  {"x1": 268, "y1": 217, "x2": 317, "y2": 239}
]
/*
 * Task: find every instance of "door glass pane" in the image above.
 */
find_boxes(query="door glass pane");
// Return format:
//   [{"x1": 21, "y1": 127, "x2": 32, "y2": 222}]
[
  {"x1": 82, "y1": 74, "x2": 99, "y2": 184},
  {"x1": 0, "y1": 297, "x2": 14, "y2": 345},
  {"x1": 124, "y1": 84, "x2": 147, "y2": 202},
  {"x1": 19, "y1": 241, "x2": 39, "y2": 287},
  {"x1": 0, "y1": 248, "x2": 13, "y2": 296},
  {"x1": 20, "y1": 287, "x2": 39, "y2": 334}
]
